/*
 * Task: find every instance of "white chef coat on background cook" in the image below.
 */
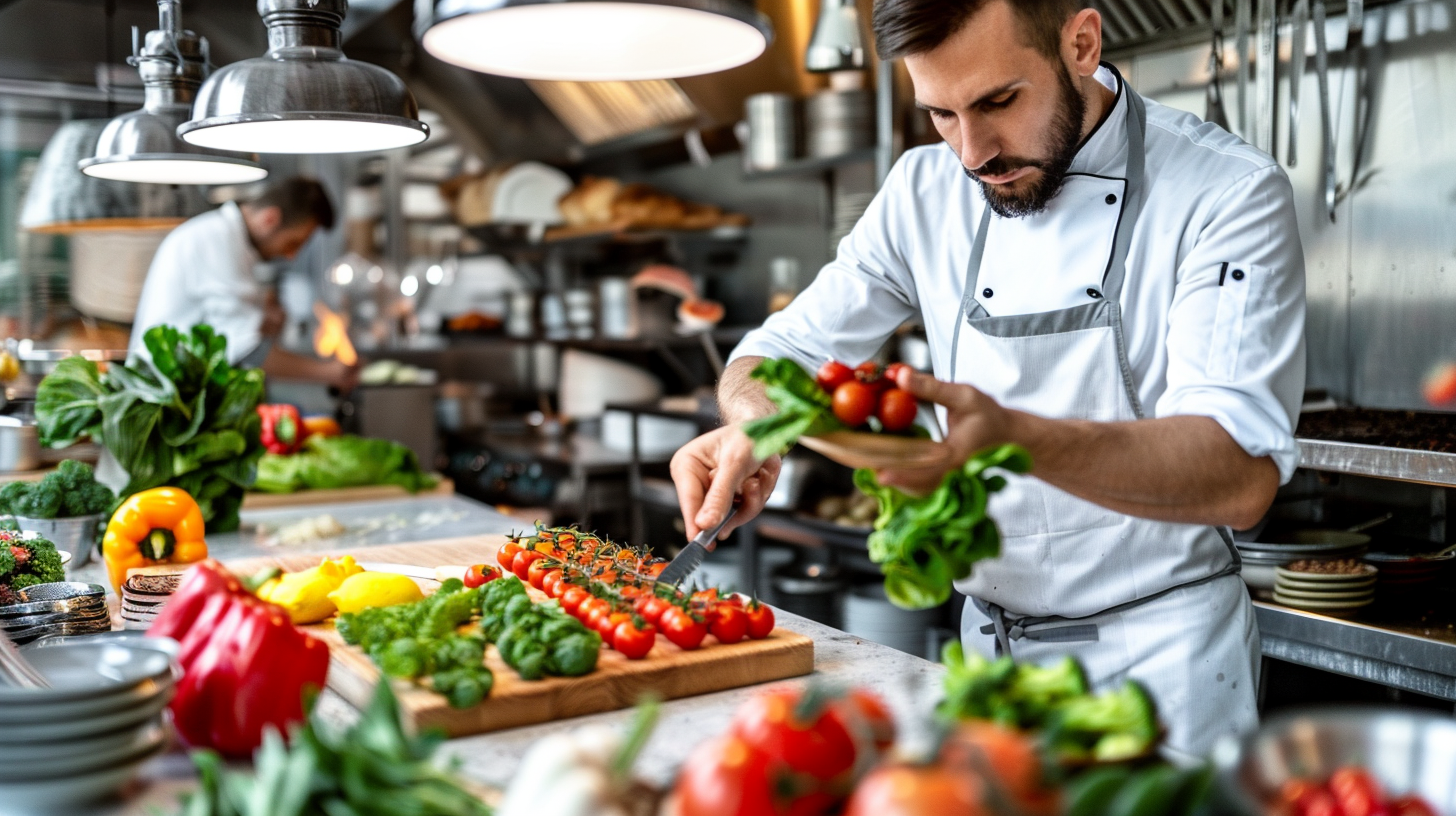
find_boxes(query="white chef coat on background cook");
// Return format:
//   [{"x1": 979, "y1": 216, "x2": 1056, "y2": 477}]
[
  {"x1": 730, "y1": 66, "x2": 1307, "y2": 753},
  {"x1": 732, "y1": 67, "x2": 1306, "y2": 485},
  {"x1": 128, "y1": 201, "x2": 267, "y2": 366}
]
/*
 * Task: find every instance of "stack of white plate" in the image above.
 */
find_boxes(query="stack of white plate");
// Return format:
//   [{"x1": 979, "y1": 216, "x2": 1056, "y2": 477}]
[
  {"x1": 0, "y1": 635, "x2": 177, "y2": 811},
  {"x1": 1273, "y1": 564, "x2": 1378, "y2": 617}
]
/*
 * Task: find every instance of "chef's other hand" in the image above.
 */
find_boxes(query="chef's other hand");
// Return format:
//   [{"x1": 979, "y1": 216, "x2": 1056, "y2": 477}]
[
  {"x1": 327, "y1": 360, "x2": 361, "y2": 393},
  {"x1": 670, "y1": 425, "x2": 781, "y2": 541},
  {"x1": 876, "y1": 367, "x2": 1013, "y2": 494},
  {"x1": 260, "y1": 289, "x2": 286, "y2": 339}
]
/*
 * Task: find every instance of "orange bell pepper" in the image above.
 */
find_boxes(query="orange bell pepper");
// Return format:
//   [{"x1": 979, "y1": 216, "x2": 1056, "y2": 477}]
[{"x1": 102, "y1": 486, "x2": 208, "y2": 592}]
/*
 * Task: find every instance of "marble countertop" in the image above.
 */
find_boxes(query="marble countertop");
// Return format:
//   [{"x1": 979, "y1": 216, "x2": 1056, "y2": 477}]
[{"x1": 66, "y1": 493, "x2": 942, "y2": 815}]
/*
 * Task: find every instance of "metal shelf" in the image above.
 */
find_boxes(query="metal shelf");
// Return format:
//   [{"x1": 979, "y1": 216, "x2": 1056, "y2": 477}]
[
  {"x1": 1297, "y1": 438, "x2": 1456, "y2": 488},
  {"x1": 742, "y1": 148, "x2": 878, "y2": 180}
]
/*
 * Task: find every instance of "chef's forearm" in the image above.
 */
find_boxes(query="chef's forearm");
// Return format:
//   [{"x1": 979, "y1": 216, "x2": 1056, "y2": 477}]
[
  {"x1": 1004, "y1": 411, "x2": 1280, "y2": 530},
  {"x1": 716, "y1": 356, "x2": 776, "y2": 426}
]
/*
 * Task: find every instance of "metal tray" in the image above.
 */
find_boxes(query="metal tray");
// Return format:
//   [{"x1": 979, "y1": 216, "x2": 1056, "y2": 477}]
[{"x1": 1297, "y1": 438, "x2": 1456, "y2": 487}]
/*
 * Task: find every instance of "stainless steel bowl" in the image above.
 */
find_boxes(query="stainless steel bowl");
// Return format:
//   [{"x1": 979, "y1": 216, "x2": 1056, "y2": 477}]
[
  {"x1": 1213, "y1": 708, "x2": 1456, "y2": 815},
  {"x1": 0, "y1": 416, "x2": 40, "y2": 473}
]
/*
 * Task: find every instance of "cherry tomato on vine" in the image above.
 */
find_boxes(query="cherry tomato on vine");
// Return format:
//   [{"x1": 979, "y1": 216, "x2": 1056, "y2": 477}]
[
  {"x1": 634, "y1": 595, "x2": 671, "y2": 626},
  {"x1": 877, "y1": 388, "x2": 918, "y2": 432},
  {"x1": 560, "y1": 585, "x2": 589, "y2": 616},
  {"x1": 497, "y1": 542, "x2": 522, "y2": 570},
  {"x1": 526, "y1": 557, "x2": 553, "y2": 590},
  {"x1": 660, "y1": 606, "x2": 708, "y2": 650},
  {"x1": 511, "y1": 549, "x2": 544, "y2": 581},
  {"x1": 709, "y1": 604, "x2": 749, "y2": 644},
  {"x1": 745, "y1": 601, "x2": 775, "y2": 639},
  {"x1": 816, "y1": 360, "x2": 854, "y2": 392},
  {"x1": 541, "y1": 569, "x2": 566, "y2": 598},
  {"x1": 613, "y1": 619, "x2": 656, "y2": 659},
  {"x1": 884, "y1": 362, "x2": 911, "y2": 384},
  {"x1": 832, "y1": 381, "x2": 875, "y2": 427}
]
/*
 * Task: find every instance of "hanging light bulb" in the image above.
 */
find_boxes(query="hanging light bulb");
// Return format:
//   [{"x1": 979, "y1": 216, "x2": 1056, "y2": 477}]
[
  {"x1": 178, "y1": 0, "x2": 428, "y2": 154},
  {"x1": 418, "y1": 0, "x2": 772, "y2": 82},
  {"x1": 79, "y1": 1, "x2": 267, "y2": 185}
]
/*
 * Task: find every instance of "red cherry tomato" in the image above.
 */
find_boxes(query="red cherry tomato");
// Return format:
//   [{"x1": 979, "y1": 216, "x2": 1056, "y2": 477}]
[
  {"x1": 597, "y1": 611, "x2": 631, "y2": 648},
  {"x1": 463, "y1": 564, "x2": 500, "y2": 589},
  {"x1": 560, "y1": 585, "x2": 589, "y2": 616},
  {"x1": 660, "y1": 606, "x2": 708, "y2": 650},
  {"x1": 1390, "y1": 797, "x2": 1439, "y2": 816},
  {"x1": 496, "y1": 542, "x2": 522, "y2": 570},
  {"x1": 877, "y1": 388, "x2": 918, "y2": 432},
  {"x1": 634, "y1": 595, "x2": 671, "y2": 626},
  {"x1": 709, "y1": 604, "x2": 749, "y2": 644},
  {"x1": 541, "y1": 569, "x2": 566, "y2": 598},
  {"x1": 884, "y1": 362, "x2": 911, "y2": 385},
  {"x1": 816, "y1": 360, "x2": 855, "y2": 392},
  {"x1": 526, "y1": 557, "x2": 553, "y2": 590},
  {"x1": 832, "y1": 381, "x2": 876, "y2": 427},
  {"x1": 577, "y1": 597, "x2": 610, "y2": 623},
  {"x1": 1330, "y1": 768, "x2": 1384, "y2": 816},
  {"x1": 745, "y1": 600, "x2": 775, "y2": 639},
  {"x1": 613, "y1": 619, "x2": 656, "y2": 659},
  {"x1": 511, "y1": 549, "x2": 543, "y2": 581}
]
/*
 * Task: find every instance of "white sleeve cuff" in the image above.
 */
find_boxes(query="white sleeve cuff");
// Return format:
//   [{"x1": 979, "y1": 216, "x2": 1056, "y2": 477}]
[{"x1": 1159, "y1": 387, "x2": 1300, "y2": 483}]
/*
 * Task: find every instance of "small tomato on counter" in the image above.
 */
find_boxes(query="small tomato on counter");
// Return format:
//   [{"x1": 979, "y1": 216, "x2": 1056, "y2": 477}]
[{"x1": 463, "y1": 563, "x2": 501, "y2": 589}]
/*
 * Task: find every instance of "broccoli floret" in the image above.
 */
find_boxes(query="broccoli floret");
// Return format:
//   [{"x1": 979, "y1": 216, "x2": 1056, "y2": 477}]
[
  {"x1": 12, "y1": 537, "x2": 65, "y2": 585},
  {"x1": 0, "y1": 482, "x2": 30, "y2": 517},
  {"x1": 52, "y1": 460, "x2": 91, "y2": 493},
  {"x1": 1047, "y1": 681, "x2": 1159, "y2": 762},
  {"x1": 63, "y1": 480, "x2": 115, "y2": 518},
  {"x1": 0, "y1": 547, "x2": 12, "y2": 578},
  {"x1": 12, "y1": 480, "x2": 61, "y2": 519}
]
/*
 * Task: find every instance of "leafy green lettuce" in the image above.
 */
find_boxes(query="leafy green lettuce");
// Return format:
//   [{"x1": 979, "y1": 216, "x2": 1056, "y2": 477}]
[
  {"x1": 36, "y1": 324, "x2": 265, "y2": 533},
  {"x1": 740, "y1": 358, "x2": 845, "y2": 460},
  {"x1": 254, "y1": 434, "x2": 438, "y2": 494},
  {"x1": 854, "y1": 443, "x2": 1032, "y2": 609}
]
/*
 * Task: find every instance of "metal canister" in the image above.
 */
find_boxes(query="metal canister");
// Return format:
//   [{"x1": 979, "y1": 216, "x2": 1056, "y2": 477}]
[
  {"x1": 805, "y1": 89, "x2": 874, "y2": 158},
  {"x1": 743, "y1": 93, "x2": 796, "y2": 170}
]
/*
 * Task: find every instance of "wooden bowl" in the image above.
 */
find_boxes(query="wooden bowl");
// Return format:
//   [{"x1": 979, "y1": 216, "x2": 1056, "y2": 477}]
[{"x1": 797, "y1": 431, "x2": 952, "y2": 471}]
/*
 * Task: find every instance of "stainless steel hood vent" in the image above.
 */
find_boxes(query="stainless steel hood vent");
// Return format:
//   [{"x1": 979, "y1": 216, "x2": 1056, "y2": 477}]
[{"x1": 526, "y1": 80, "x2": 699, "y2": 146}]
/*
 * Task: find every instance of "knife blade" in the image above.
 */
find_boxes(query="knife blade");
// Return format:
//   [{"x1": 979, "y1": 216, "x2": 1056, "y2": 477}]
[{"x1": 655, "y1": 506, "x2": 738, "y2": 588}]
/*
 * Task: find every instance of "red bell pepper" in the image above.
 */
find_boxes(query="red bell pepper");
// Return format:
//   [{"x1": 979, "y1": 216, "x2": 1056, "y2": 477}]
[
  {"x1": 257, "y1": 404, "x2": 304, "y2": 455},
  {"x1": 148, "y1": 559, "x2": 330, "y2": 757}
]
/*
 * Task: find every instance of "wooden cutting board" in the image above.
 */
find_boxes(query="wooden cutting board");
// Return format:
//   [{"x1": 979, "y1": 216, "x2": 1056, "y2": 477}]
[
  {"x1": 241, "y1": 477, "x2": 455, "y2": 510},
  {"x1": 226, "y1": 538, "x2": 815, "y2": 737}
]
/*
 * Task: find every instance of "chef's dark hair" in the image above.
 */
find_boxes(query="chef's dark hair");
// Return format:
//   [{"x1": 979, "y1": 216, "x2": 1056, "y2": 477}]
[
  {"x1": 242, "y1": 177, "x2": 336, "y2": 231},
  {"x1": 873, "y1": 0, "x2": 1083, "y2": 61}
]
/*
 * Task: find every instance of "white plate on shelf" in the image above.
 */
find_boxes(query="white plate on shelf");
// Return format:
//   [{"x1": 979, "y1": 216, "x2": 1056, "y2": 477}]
[{"x1": 491, "y1": 161, "x2": 572, "y2": 225}]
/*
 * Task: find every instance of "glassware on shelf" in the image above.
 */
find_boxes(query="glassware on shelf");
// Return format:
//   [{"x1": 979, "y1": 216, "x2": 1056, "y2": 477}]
[{"x1": 768, "y1": 256, "x2": 801, "y2": 314}]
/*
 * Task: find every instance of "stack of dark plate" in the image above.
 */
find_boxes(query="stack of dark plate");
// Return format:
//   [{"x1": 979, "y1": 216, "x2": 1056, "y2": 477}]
[
  {"x1": 120, "y1": 573, "x2": 182, "y2": 630},
  {"x1": 0, "y1": 582, "x2": 111, "y2": 643}
]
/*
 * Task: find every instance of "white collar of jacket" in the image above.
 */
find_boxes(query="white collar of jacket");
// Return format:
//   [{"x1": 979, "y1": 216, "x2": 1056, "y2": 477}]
[
  {"x1": 1067, "y1": 65, "x2": 1129, "y2": 180},
  {"x1": 219, "y1": 200, "x2": 263, "y2": 268}
]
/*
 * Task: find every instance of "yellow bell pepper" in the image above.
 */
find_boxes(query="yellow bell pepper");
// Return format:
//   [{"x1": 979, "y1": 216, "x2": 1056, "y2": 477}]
[
  {"x1": 255, "y1": 555, "x2": 363, "y2": 624},
  {"x1": 102, "y1": 487, "x2": 208, "y2": 592}
]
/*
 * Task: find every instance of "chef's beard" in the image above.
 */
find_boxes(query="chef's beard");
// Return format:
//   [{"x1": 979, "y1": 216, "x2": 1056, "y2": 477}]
[{"x1": 965, "y1": 65, "x2": 1088, "y2": 219}]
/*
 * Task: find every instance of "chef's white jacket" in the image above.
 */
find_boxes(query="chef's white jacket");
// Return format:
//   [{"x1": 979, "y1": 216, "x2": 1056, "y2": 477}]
[
  {"x1": 732, "y1": 66, "x2": 1307, "y2": 481},
  {"x1": 128, "y1": 201, "x2": 267, "y2": 366}
]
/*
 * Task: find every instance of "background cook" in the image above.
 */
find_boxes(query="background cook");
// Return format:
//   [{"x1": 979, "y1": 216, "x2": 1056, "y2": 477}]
[
  {"x1": 128, "y1": 176, "x2": 358, "y2": 390},
  {"x1": 670, "y1": 0, "x2": 1306, "y2": 755}
]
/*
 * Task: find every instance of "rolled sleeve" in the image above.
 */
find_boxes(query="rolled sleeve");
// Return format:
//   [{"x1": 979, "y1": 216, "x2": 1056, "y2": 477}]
[
  {"x1": 1155, "y1": 165, "x2": 1307, "y2": 483},
  {"x1": 730, "y1": 159, "x2": 921, "y2": 371}
]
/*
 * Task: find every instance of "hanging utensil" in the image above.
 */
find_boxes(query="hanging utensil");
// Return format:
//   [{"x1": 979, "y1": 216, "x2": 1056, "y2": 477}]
[
  {"x1": 1346, "y1": 2, "x2": 1379, "y2": 203},
  {"x1": 1254, "y1": 0, "x2": 1277, "y2": 153},
  {"x1": 1207, "y1": 0, "x2": 1231, "y2": 129},
  {"x1": 1287, "y1": 0, "x2": 1309, "y2": 166},
  {"x1": 1235, "y1": 0, "x2": 1253, "y2": 138},
  {"x1": 1313, "y1": 0, "x2": 1337, "y2": 222}
]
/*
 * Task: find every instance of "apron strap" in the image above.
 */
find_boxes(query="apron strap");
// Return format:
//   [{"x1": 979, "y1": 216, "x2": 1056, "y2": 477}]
[
  {"x1": 948, "y1": 206, "x2": 994, "y2": 383},
  {"x1": 975, "y1": 564, "x2": 1242, "y2": 658}
]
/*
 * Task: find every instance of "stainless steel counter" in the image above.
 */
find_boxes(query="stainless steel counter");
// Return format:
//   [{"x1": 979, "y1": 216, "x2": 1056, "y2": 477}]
[{"x1": 1256, "y1": 601, "x2": 1456, "y2": 704}]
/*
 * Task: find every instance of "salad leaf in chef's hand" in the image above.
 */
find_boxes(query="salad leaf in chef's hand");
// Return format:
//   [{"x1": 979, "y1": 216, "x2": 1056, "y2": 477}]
[
  {"x1": 740, "y1": 358, "x2": 845, "y2": 460},
  {"x1": 855, "y1": 443, "x2": 1031, "y2": 610}
]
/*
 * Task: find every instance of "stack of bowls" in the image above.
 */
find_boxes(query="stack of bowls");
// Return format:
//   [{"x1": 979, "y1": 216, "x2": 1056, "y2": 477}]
[
  {"x1": 0, "y1": 635, "x2": 177, "y2": 811},
  {"x1": 1273, "y1": 560, "x2": 1377, "y2": 617},
  {"x1": 1235, "y1": 531, "x2": 1369, "y2": 599},
  {"x1": 804, "y1": 89, "x2": 873, "y2": 158}
]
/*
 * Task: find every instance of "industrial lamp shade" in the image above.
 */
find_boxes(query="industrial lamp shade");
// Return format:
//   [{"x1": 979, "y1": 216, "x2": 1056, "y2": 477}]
[
  {"x1": 80, "y1": 1, "x2": 267, "y2": 184},
  {"x1": 418, "y1": 0, "x2": 773, "y2": 82},
  {"x1": 22, "y1": 120, "x2": 211, "y2": 234},
  {"x1": 178, "y1": 0, "x2": 429, "y2": 154}
]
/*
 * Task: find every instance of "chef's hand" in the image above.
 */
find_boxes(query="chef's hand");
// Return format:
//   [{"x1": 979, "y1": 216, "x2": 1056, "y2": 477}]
[
  {"x1": 670, "y1": 426, "x2": 781, "y2": 541},
  {"x1": 876, "y1": 368, "x2": 1014, "y2": 494},
  {"x1": 260, "y1": 290, "x2": 286, "y2": 339},
  {"x1": 326, "y1": 360, "x2": 361, "y2": 393}
]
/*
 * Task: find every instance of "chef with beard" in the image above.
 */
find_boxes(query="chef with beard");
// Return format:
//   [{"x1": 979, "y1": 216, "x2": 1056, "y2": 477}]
[{"x1": 669, "y1": 0, "x2": 1306, "y2": 753}]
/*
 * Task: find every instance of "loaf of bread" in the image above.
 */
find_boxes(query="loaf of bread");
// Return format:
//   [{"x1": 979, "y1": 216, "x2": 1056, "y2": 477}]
[
  {"x1": 556, "y1": 176, "x2": 747, "y2": 231},
  {"x1": 558, "y1": 176, "x2": 623, "y2": 227}
]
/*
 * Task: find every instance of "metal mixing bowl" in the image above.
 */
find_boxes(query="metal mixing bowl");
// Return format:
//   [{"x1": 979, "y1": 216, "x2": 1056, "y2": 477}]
[{"x1": 1213, "y1": 708, "x2": 1456, "y2": 815}]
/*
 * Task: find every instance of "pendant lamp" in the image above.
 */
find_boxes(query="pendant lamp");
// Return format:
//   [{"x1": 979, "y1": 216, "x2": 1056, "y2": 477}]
[
  {"x1": 418, "y1": 0, "x2": 773, "y2": 82},
  {"x1": 22, "y1": 120, "x2": 210, "y2": 234},
  {"x1": 805, "y1": 0, "x2": 865, "y2": 73},
  {"x1": 79, "y1": 1, "x2": 267, "y2": 185},
  {"x1": 178, "y1": 0, "x2": 429, "y2": 154}
]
